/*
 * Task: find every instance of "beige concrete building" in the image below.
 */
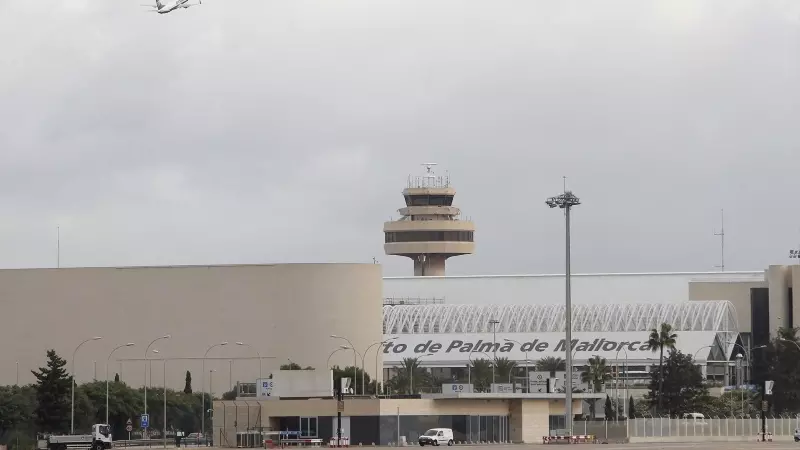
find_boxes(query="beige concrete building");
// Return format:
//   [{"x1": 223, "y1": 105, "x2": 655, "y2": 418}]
[
  {"x1": 0, "y1": 263, "x2": 383, "y2": 394},
  {"x1": 213, "y1": 394, "x2": 594, "y2": 446},
  {"x1": 383, "y1": 164, "x2": 475, "y2": 276},
  {"x1": 689, "y1": 264, "x2": 800, "y2": 382}
]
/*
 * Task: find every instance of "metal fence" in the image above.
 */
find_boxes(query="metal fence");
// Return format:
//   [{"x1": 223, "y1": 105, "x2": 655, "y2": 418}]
[
  {"x1": 629, "y1": 416, "x2": 800, "y2": 438},
  {"x1": 572, "y1": 421, "x2": 629, "y2": 441}
]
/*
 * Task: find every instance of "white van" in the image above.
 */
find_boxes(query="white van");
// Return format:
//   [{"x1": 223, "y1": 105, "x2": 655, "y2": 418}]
[
  {"x1": 418, "y1": 428, "x2": 454, "y2": 446},
  {"x1": 682, "y1": 413, "x2": 708, "y2": 426}
]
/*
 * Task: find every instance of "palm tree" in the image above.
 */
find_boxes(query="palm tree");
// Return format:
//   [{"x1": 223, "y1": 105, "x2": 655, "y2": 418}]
[
  {"x1": 581, "y1": 356, "x2": 611, "y2": 393},
  {"x1": 494, "y1": 357, "x2": 517, "y2": 383},
  {"x1": 648, "y1": 322, "x2": 677, "y2": 413},
  {"x1": 471, "y1": 359, "x2": 493, "y2": 391},
  {"x1": 536, "y1": 357, "x2": 565, "y2": 377},
  {"x1": 391, "y1": 357, "x2": 428, "y2": 394}
]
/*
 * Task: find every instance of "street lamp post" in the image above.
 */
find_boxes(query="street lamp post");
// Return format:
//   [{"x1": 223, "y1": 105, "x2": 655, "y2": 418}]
[
  {"x1": 374, "y1": 339, "x2": 397, "y2": 395},
  {"x1": 614, "y1": 347, "x2": 629, "y2": 420},
  {"x1": 736, "y1": 353, "x2": 744, "y2": 416},
  {"x1": 162, "y1": 359, "x2": 167, "y2": 449},
  {"x1": 331, "y1": 335, "x2": 362, "y2": 395},
  {"x1": 235, "y1": 342, "x2": 262, "y2": 381},
  {"x1": 547, "y1": 188, "x2": 580, "y2": 434},
  {"x1": 489, "y1": 319, "x2": 499, "y2": 385},
  {"x1": 504, "y1": 339, "x2": 528, "y2": 392},
  {"x1": 72, "y1": 336, "x2": 102, "y2": 434},
  {"x1": 361, "y1": 338, "x2": 397, "y2": 396},
  {"x1": 202, "y1": 342, "x2": 228, "y2": 440},
  {"x1": 328, "y1": 346, "x2": 350, "y2": 369},
  {"x1": 106, "y1": 343, "x2": 135, "y2": 424},
  {"x1": 144, "y1": 335, "x2": 171, "y2": 425}
]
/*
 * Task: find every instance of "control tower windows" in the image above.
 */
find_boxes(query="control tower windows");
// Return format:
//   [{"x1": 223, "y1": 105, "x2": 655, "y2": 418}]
[
  {"x1": 385, "y1": 231, "x2": 474, "y2": 243},
  {"x1": 405, "y1": 195, "x2": 454, "y2": 207}
]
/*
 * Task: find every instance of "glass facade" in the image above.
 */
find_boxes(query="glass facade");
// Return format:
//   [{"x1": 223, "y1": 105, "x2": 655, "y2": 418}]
[
  {"x1": 385, "y1": 231, "x2": 474, "y2": 243},
  {"x1": 378, "y1": 415, "x2": 509, "y2": 445},
  {"x1": 280, "y1": 415, "x2": 510, "y2": 445}
]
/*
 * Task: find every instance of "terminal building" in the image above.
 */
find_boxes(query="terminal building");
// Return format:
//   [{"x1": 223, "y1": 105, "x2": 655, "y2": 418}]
[{"x1": 0, "y1": 165, "x2": 798, "y2": 444}]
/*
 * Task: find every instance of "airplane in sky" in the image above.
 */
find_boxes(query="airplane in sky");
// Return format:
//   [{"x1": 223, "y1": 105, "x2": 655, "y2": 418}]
[{"x1": 142, "y1": 0, "x2": 201, "y2": 14}]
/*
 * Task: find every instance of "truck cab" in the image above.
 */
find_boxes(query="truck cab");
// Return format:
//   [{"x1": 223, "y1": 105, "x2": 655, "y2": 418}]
[{"x1": 41, "y1": 424, "x2": 113, "y2": 450}]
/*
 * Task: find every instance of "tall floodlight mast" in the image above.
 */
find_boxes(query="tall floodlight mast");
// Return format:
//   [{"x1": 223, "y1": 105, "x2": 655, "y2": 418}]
[{"x1": 546, "y1": 187, "x2": 580, "y2": 435}]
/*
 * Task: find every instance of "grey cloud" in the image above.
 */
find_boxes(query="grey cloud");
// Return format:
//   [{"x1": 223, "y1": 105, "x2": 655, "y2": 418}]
[{"x1": 0, "y1": 0, "x2": 798, "y2": 275}]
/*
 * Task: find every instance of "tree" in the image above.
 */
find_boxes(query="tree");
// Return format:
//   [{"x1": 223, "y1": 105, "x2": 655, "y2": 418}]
[
  {"x1": 389, "y1": 358, "x2": 429, "y2": 394},
  {"x1": 604, "y1": 395, "x2": 615, "y2": 420},
  {"x1": 756, "y1": 326, "x2": 800, "y2": 413},
  {"x1": 493, "y1": 358, "x2": 517, "y2": 383},
  {"x1": 280, "y1": 363, "x2": 315, "y2": 370},
  {"x1": 331, "y1": 366, "x2": 373, "y2": 394},
  {"x1": 628, "y1": 396, "x2": 635, "y2": 418},
  {"x1": 470, "y1": 359, "x2": 493, "y2": 392},
  {"x1": 114, "y1": 374, "x2": 120, "y2": 383},
  {"x1": 536, "y1": 357, "x2": 565, "y2": 377},
  {"x1": 581, "y1": 356, "x2": 611, "y2": 394},
  {"x1": 648, "y1": 323, "x2": 677, "y2": 413},
  {"x1": 31, "y1": 350, "x2": 72, "y2": 433},
  {"x1": 645, "y1": 350, "x2": 708, "y2": 416},
  {"x1": 184, "y1": 371, "x2": 192, "y2": 394}
]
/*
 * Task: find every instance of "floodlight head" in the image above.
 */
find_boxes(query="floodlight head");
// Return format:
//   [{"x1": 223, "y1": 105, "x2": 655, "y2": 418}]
[
  {"x1": 220, "y1": 341, "x2": 229, "y2": 346},
  {"x1": 546, "y1": 191, "x2": 581, "y2": 209},
  {"x1": 340, "y1": 345, "x2": 350, "y2": 349},
  {"x1": 236, "y1": 342, "x2": 245, "y2": 345},
  {"x1": 736, "y1": 353, "x2": 743, "y2": 359},
  {"x1": 753, "y1": 345, "x2": 767, "y2": 350},
  {"x1": 125, "y1": 343, "x2": 135, "y2": 347},
  {"x1": 92, "y1": 336, "x2": 103, "y2": 340},
  {"x1": 152, "y1": 349, "x2": 159, "y2": 354},
  {"x1": 162, "y1": 335, "x2": 171, "y2": 339}
]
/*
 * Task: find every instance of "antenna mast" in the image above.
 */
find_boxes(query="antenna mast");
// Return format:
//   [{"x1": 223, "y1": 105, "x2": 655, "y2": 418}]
[
  {"x1": 713, "y1": 209, "x2": 724, "y2": 271},
  {"x1": 57, "y1": 226, "x2": 60, "y2": 269}
]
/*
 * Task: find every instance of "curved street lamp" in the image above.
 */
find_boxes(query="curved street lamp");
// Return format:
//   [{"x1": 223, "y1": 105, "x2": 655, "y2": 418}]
[
  {"x1": 144, "y1": 334, "x2": 170, "y2": 422},
  {"x1": 202, "y1": 342, "x2": 228, "y2": 438},
  {"x1": 236, "y1": 342, "x2": 262, "y2": 381},
  {"x1": 331, "y1": 335, "x2": 362, "y2": 394},
  {"x1": 328, "y1": 346, "x2": 350, "y2": 369},
  {"x1": 106, "y1": 343, "x2": 135, "y2": 424},
  {"x1": 72, "y1": 336, "x2": 102, "y2": 434},
  {"x1": 361, "y1": 338, "x2": 397, "y2": 396}
]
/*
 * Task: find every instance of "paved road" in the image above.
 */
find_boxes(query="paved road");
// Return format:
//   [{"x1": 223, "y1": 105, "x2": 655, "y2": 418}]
[
  {"x1": 186, "y1": 444, "x2": 800, "y2": 450},
  {"x1": 425, "y1": 444, "x2": 796, "y2": 450}
]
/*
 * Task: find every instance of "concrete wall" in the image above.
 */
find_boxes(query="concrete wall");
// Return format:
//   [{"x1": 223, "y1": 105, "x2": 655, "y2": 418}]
[
  {"x1": 0, "y1": 263, "x2": 383, "y2": 393},
  {"x1": 385, "y1": 271, "x2": 764, "y2": 306},
  {"x1": 688, "y1": 280, "x2": 765, "y2": 333},
  {"x1": 212, "y1": 397, "x2": 583, "y2": 445}
]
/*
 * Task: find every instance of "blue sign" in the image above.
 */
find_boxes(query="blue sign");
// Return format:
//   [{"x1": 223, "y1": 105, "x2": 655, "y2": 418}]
[{"x1": 141, "y1": 413, "x2": 149, "y2": 429}]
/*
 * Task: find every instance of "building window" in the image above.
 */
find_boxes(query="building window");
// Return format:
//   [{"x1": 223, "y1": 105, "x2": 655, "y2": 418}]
[
  {"x1": 300, "y1": 417, "x2": 318, "y2": 437},
  {"x1": 385, "y1": 231, "x2": 474, "y2": 243}
]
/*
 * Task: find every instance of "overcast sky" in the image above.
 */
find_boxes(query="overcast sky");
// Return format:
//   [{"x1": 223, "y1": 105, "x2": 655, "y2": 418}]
[{"x1": 0, "y1": 0, "x2": 798, "y2": 276}]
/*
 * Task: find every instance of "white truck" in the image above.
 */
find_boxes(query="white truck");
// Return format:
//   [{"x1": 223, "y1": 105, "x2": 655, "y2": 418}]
[{"x1": 38, "y1": 424, "x2": 113, "y2": 450}]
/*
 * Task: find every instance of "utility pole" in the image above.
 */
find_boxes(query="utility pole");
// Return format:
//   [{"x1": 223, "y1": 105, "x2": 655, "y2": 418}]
[
  {"x1": 336, "y1": 378, "x2": 343, "y2": 447},
  {"x1": 714, "y1": 209, "x2": 725, "y2": 271}
]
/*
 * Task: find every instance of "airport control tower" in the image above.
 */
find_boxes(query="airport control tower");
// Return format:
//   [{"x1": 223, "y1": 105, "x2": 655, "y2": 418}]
[{"x1": 383, "y1": 163, "x2": 475, "y2": 276}]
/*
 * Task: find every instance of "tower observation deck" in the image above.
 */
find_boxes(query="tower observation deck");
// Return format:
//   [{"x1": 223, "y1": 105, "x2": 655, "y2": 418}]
[{"x1": 383, "y1": 163, "x2": 475, "y2": 276}]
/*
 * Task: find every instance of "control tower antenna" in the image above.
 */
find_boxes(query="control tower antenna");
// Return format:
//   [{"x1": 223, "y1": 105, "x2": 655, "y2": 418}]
[
  {"x1": 713, "y1": 209, "x2": 725, "y2": 272},
  {"x1": 384, "y1": 164, "x2": 475, "y2": 276}
]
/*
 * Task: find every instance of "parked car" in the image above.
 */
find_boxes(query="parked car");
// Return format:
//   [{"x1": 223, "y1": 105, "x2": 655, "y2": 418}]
[
  {"x1": 418, "y1": 428, "x2": 454, "y2": 446},
  {"x1": 183, "y1": 433, "x2": 209, "y2": 446}
]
